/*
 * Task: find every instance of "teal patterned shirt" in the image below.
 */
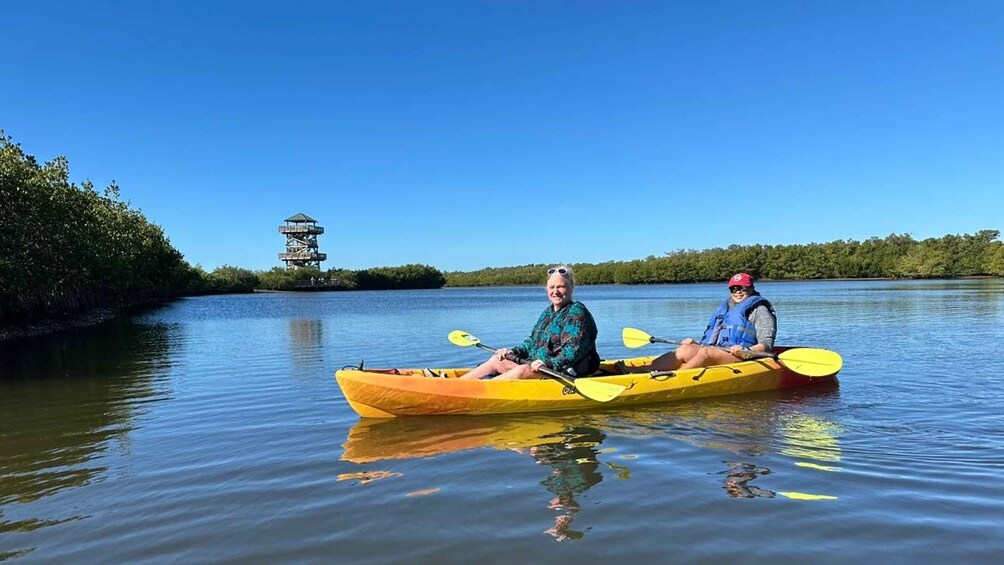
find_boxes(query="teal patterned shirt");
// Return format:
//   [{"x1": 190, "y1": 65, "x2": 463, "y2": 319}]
[{"x1": 511, "y1": 301, "x2": 598, "y2": 371}]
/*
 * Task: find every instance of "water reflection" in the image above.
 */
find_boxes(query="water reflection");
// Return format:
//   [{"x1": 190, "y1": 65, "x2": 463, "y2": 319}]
[
  {"x1": 341, "y1": 387, "x2": 843, "y2": 538},
  {"x1": 342, "y1": 416, "x2": 610, "y2": 542},
  {"x1": 779, "y1": 411, "x2": 843, "y2": 466},
  {"x1": 288, "y1": 318, "x2": 323, "y2": 368},
  {"x1": 720, "y1": 461, "x2": 776, "y2": 498},
  {"x1": 0, "y1": 316, "x2": 175, "y2": 555},
  {"x1": 340, "y1": 416, "x2": 569, "y2": 464},
  {"x1": 520, "y1": 427, "x2": 605, "y2": 542}
]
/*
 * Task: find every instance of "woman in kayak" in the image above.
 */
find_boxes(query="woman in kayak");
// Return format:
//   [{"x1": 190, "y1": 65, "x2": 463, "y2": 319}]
[
  {"x1": 459, "y1": 266, "x2": 600, "y2": 380},
  {"x1": 625, "y1": 272, "x2": 776, "y2": 372}
]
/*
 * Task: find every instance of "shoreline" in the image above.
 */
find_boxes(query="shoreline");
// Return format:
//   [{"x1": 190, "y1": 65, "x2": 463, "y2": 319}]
[
  {"x1": 4, "y1": 276, "x2": 998, "y2": 341},
  {"x1": 0, "y1": 307, "x2": 126, "y2": 342},
  {"x1": 0, "y1": 296, "x2": 177, "y2": 342}
]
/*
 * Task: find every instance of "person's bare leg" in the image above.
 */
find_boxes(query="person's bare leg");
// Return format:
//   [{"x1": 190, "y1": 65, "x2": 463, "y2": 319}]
[
  {"x1": 627, "y1": 343, "x2": 702, "y2": 372},
  {"x1": 679, "y1": 346, "x2": 740, "y2": 369},
  {"x1": 459, "y1": 357, "x2": 519, "y2": 380},
  {"x1": 495, "y1": 363, "x2": 538, "y2": 380}
]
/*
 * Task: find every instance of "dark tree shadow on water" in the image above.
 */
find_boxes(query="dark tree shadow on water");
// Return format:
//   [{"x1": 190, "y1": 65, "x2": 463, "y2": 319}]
[{"x1": 0, "y1": 315, "x2": 176, "y2": 557}]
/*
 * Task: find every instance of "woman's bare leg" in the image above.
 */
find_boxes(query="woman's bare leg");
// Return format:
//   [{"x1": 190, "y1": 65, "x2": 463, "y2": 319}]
[
  {"x1": 494, "y1": 363, "x2": 538, "y2": 380},
  {"x1": 459, "y1": 357, "x2": 519, "y2": 380},
  {"x1": 679, "y1": 346, "x2": 740, "y2": 369}
]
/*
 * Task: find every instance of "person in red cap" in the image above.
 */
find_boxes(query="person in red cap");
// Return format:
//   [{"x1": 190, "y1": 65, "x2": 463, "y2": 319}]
[{"x1": 624, "y1": 272, "x2": 777, "y2": 372}]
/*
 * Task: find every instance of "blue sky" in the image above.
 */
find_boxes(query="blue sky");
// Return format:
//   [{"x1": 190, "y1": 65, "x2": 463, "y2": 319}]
[{"x1": 3, "y1": 1, "x2": 1002, "y2": 272}]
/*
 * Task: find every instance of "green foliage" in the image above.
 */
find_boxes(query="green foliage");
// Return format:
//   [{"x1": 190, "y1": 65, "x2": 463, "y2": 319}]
[
  {"x1": 1, "y1": 132, "x2": 201, "y2": 323},
  {"x1": 254, "y1": 264, "x2": 445, "y2": 291},
  {"x1": 893, "y1": 246, "x2": 949, "y2": 278},
  {"x1": 207, "y1": 265, "x2": 260, "y2": 293},
  {"x1": 444, "y1": 231, "x2": 1004, "y2": 286},
  {"x1": 257, "y1": 266, "x2": 324, "y2": 290},
  {"x1": 984, "y1": 242, "x2": 1004, "y2": 276},
  {"x1": 355, "y1": 264, "x2": 446, "y2": 290}
]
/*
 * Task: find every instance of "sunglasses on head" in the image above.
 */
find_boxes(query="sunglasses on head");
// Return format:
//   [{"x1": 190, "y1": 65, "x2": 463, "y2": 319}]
[
  {"x1": 729, "y1": 286, "x2": 749, "y2": 293},
  {"x1": 547, "y1": 267, "x2": 568, "y2": 275}
]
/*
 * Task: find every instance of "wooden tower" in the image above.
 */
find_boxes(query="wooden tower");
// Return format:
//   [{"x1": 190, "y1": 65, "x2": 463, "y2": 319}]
[{"x1": 278, "y1": 213, "x2": 327, "y2": 269}]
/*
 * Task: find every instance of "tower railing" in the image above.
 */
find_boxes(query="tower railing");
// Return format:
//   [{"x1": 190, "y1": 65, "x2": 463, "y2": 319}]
[{"x1": 279, "y1": 225, "x2": 324, "y2": 234}]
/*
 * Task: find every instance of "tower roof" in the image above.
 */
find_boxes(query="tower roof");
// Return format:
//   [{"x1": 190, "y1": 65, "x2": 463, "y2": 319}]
[{"x1": 284, "y1": 212, "x2": 317, "y2": 223}]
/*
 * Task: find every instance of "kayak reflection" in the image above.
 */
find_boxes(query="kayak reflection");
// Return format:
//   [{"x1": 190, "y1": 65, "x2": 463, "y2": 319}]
[
  {"x1": 342, "y1": 416, "x2": 613, "y2": 542},
  {"x1": 340, "y1": 415, "x2": 571, "y2": 464},
  {"x1": 341, "y1": 386, "x2": 843, "y2": 470},
  {"x1": 340, "y1": 385, "x2": 844, "y2": 537}
]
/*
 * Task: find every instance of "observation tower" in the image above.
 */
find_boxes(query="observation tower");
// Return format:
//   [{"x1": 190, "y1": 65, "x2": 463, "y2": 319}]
[{"x1": 278, "y1": 213, "x2": 327, "y2": 269}]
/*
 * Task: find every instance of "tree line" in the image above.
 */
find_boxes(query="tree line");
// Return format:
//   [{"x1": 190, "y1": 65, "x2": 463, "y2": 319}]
[
  {"x1": 203, "y1": 264, "x2": 447, "y2": 293},
  {"x1": 1, "y1": 132, "x2": 202, "y2": 325},
  {"x1": 444, "y1": 230, "x2": 1004, "y2": 286},
  {"x1": 3, "y1": 130, "x2": 1002, "y2": 328}
]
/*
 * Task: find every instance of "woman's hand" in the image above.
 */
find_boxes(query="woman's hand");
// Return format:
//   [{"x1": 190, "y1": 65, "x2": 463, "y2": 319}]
[
  {"x1": 530, "y1": 359, "x2": 546, "y2": 372},
  {"x1": 494, "y1": 348, "x2": 511, "y2": 361},
  {"x1": 681, "y1": 338, "x2": 694, "y2": 345},
  {"x1": 729, "y1": 345, "x2": 762, "y2": 358}
]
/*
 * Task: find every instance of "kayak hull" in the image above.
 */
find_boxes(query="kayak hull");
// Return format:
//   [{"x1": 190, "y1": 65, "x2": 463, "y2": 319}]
[{"x1": 335, "y1": 350, "x2": 839, "y2": 418}]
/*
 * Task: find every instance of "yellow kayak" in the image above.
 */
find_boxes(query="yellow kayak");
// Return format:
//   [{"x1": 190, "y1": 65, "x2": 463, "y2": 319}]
[{"x1": 335, "y1": 348, "x2": 840, "y2": 418}]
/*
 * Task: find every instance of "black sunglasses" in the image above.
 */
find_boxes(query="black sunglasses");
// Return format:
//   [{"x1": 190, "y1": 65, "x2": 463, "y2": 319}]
[
  {"x1": 729, "y1": 286, "x2": 750, "y2": 293},
  {"x1": 547, "y1": 267, "x2": 568, "y2": 275}
]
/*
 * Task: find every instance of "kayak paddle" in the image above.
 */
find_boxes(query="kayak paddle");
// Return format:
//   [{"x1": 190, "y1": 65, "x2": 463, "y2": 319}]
[
  {"x1": 620, "y1": 327, "x2": 843, "y2": 378},
  {"x1": 447, "y1": 330, "x2": 626, "y2": 402}
]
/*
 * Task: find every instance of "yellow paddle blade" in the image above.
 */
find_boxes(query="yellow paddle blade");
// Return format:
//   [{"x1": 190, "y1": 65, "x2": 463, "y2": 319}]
[
  {"x1": 448, "y1": 330, "x2": 479, "y2": 347},
  {"x1": 778, "y1": 492, "x2": 838, "y2": 501},
  {"x1": 573, "y1": 378, "x2": 627, "y2": 402},
  {"x1": 776, "y1": 348, "x2": 844, "y2": 378},
  {"x1": 622, "y1": 327, "x2": 654, "y2": 349}
]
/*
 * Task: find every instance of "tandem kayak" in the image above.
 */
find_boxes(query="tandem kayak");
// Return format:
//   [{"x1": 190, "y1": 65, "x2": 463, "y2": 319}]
[{"x1": 334, "y1": 346, "x2": 841, "y2": 418}]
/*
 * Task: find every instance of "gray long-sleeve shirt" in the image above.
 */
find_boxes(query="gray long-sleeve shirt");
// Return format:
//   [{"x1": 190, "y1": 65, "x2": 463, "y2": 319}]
[{"x1": 747, "y1": 304, "x2": 777, "y2": 351}]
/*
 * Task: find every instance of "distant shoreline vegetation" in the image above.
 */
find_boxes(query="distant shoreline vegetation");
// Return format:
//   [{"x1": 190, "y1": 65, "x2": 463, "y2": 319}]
[
  {"x1": 3, "y1": 130, "x2": 1003, "y2": 334},
  {"x1": 444, "y1": 230, "x2": 1004, "y2": 287},
  {"x1": 202, "y1": 264, "x2": 447, "y2": 294}
]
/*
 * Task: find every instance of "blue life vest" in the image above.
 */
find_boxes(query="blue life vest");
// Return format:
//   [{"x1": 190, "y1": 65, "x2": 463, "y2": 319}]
[{"x1": 700, "y1": 295, "x2": 774, "y2": 347}]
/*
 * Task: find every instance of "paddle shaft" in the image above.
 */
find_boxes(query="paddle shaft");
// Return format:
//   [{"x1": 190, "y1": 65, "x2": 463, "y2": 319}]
[{"x1": 470, "y1": 342, "x2": 578, "y2": 386}]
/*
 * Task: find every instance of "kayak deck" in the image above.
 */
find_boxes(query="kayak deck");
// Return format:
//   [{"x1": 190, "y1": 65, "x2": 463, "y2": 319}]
[{"x1": 335, "y1": 349, "x2": 839, "y2": 418}]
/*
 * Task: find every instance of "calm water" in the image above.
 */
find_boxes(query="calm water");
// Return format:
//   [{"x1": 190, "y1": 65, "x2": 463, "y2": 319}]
[{"x1": 2, "y1": 280, "x2": 1003, "y2": 563}]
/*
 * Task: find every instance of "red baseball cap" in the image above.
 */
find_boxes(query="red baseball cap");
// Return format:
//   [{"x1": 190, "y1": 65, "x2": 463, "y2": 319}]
[{"x1": 728, "y1": 273, "x2": 753, "y2": 287}]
